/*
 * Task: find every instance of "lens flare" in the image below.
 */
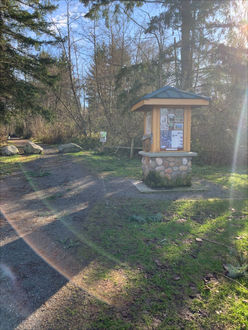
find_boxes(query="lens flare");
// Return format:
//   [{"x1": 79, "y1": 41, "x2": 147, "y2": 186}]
[
  {"x1": 1, "y1": 162, "x2": 126, "y2": 308},
  {"x1": 229, "y1": 90, "x2": 247, "y2": 205}
]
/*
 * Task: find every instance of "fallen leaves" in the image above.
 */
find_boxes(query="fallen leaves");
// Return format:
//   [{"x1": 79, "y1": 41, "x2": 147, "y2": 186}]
[
  {"x1": 235, "y1": 236, "x2": 244, "y2": 240},
  {"x1": 173, "y1": 275, "x2": 181, "y2": 281},
  {"x1": 176, "y1": 218, "x2": 187, "y2": 223}
]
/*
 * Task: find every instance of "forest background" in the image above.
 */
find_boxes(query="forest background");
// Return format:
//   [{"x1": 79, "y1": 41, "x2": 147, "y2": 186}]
[{"x1": 0, "y1": 0, "x2": 247, "y2": 165}]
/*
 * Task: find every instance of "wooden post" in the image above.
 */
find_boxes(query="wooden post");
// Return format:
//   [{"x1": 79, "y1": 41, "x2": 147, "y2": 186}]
[
  {"x1": 144, "y1": 112, "x2": 146, "y2": 135},
  {"x1": 186, "y1": 108, "x2": 191, "y2": 151},
  {"x1": 183, "y1": 107, "x2": 191, "y2": 152},
  {"x1": 151, "y1": 107, "x2": 160, "y2": 152}
]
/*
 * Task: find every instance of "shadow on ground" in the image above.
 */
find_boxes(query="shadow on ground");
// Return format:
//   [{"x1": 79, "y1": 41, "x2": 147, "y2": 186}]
[{"x1": 0, "y1": 146, "x2": 247, "y2": 329}]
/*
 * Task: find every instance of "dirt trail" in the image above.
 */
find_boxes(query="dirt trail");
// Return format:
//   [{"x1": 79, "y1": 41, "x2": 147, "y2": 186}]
[
  {"x1": 0, "y1": 144, "x2": 237, "y2": 329},
  {"x1": 0, "y1": 145, "x2": 106, "y2": 329}
]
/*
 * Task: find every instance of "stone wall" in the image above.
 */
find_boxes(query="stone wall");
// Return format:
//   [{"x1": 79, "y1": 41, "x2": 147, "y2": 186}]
[{"x1": 141, "y1": 156, "x2": 192, "y2": 183}]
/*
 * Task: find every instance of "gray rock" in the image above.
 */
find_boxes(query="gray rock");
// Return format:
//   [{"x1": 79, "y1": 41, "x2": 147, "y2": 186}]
[
  {"x1": 0, "y1": 145, "x2": 19, "y2": 156},
  {"x1": 163, "y1": 160, "x2": 169, "y2": 167},
  {"x1": 155, "y1": 158, "x2": 163, "y2": 166},
  {"x1": 24, "y1": 141, "x2": 43, "y2": 154},
  {"x1": 149, "y1": 160, "x2": 156, "y2": 168},
  {"x1": 58, "y1": 143, "x2": 82, "y2": 153},
  {"x1": 155, "y1": 166, "x2": 165, "y2": 172},
  {"x1": 166, "y1": 157, "x2": 176, "y2": 162}
]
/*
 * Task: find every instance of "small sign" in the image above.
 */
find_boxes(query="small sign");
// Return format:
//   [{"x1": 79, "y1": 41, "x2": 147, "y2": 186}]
[
  {"x1": 171, "y1": 130, "x2": 183, "y2": 149},
  {"x1": 100, "y1": 131, "x2": 107, "y2": 143}
]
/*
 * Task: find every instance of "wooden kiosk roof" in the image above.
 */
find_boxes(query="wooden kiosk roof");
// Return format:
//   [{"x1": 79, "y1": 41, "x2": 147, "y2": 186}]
[{"x1": 131, "y1": 86, "x2": 210, "y2": 111}]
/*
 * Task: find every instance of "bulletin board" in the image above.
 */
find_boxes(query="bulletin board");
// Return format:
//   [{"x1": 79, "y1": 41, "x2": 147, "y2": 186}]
[{"x1": 160, "y1": 108, "x2": 184, "y2": 150}]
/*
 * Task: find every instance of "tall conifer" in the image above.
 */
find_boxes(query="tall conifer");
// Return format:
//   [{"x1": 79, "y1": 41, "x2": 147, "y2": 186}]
[{"x1": 0, "y1": 0, "x2": 59, "y2": 120}]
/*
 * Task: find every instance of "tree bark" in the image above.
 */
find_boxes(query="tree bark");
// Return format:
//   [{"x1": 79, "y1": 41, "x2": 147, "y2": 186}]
[
  {"x1": 130, "y1": 137, "x2": 134, "y2": 159},
  {"x1": 181, "y1": 0, "x2": 193, "y2": 90},
  {"x1": 174, "y1": 37, "x2": 179, "y2": 88}
]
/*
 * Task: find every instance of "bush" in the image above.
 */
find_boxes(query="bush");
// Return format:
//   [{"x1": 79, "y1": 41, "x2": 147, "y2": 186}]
[{"x1": 72, "y1": 136, "x2": 101, "y2": 150}]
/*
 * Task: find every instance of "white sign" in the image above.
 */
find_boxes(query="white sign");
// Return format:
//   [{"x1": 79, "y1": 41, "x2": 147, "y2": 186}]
[
  {"x1": 171, "y1": 130, "x2": 183, "y2": 149},
  {"x1": 100, "y1": 131, "x2": 107, "y2": 143}
]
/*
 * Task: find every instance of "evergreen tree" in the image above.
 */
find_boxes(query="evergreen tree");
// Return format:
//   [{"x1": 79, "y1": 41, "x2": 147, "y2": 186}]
[
  {"x1": 81, "y1": 0, "x2": 234, "y2": 91},
  {"x1": 0, "y1": 0, "x2": 59, "y2": 121}
]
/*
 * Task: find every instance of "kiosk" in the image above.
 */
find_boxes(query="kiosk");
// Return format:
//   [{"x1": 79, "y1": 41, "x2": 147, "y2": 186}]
[{"x1": 131, "y1": 86, "x2": 210, "y2": 186}]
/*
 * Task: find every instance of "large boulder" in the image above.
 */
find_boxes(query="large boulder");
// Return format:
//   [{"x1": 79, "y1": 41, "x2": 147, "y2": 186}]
[
  {"x1": 0, "y1": 145, "x2": 19, "y2": 156},
  {"x1": 24, "y1": 141, "x2": 43, "y2": 154},
  {"x1": 58, "y1": 143, "x2": 82, "y2": 153}
]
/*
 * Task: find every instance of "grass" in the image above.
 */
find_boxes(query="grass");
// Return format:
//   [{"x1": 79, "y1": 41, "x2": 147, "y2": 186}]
[
  {"x1": 193, "y1": 164, "x2": 248, "y2": 193},
  {"x1": 1, "y1": 146, "x2": 247, "y2": 193},
  {"x1": 73, "y1": 198, "x2": 248, "y2": 329},
  {"x1": 67, "y1": 150, "x2": 248, "y2": 193},
  {"x1": 0, "y1": 154, "x2": 40, "y2": 177},
  {"x1": 1, "y1": 146, "x2": 247, "y2": 328}
]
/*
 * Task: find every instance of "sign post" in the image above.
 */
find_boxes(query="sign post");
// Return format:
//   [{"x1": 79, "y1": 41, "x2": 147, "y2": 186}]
[{"x1": 99, "y1": 131, "x2": 107, "y2": 152}]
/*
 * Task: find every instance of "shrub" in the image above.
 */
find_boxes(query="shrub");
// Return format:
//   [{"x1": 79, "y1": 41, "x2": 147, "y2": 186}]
[{"x1": 72, "y1": 136, "x2": 101, "y2": 150}]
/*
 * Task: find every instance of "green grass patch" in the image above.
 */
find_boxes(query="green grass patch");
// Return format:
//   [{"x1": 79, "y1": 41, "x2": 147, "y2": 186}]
[
  {"x1": 66, "y1": 150, "x2": 247, "y2": 192},
  {"x1": 0, "y1": 154, "x2": 40, "y2": 177},
  {"x1": 193, "y1": 164, "x2": 248, "y2": 193},
  {"x1": 74, "y1": 198, "x2": 248, "y2": 329}
]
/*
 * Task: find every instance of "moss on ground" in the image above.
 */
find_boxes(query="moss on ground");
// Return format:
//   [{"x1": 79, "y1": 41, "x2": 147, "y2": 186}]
[{"x1": 0, "y1": 154, "x2": 40, "y2": 177}]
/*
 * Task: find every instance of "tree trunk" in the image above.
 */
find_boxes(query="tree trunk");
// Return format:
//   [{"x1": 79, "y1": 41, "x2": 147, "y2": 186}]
[
  {"x1": 174, "y1": 37, "x2": 179, "y2": 88},
  {"x1": 181, "y1": 0, "x2": 193, "y2": 90},
  {"x1": 130, "y1": 137, "x2": 134, "y2": 159}
]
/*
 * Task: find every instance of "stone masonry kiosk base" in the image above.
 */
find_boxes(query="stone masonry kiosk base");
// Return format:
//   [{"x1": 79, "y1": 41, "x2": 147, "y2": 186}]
[{"x1": 139, "y1": 151, "x2": 197, "y2": 187}]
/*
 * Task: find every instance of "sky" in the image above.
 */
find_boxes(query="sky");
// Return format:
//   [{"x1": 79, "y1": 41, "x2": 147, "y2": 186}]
[
  {"x1": 43, "y1": 0, "x2": 247, "y2": 95},
  {"x1": 46, "y1": 0, "x2": 164, "y2": 72}
]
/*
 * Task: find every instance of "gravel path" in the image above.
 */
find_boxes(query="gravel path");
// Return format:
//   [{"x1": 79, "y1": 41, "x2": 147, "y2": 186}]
[{"x1": 0, "y1": 145, "x2": 242, "y2": 329}]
